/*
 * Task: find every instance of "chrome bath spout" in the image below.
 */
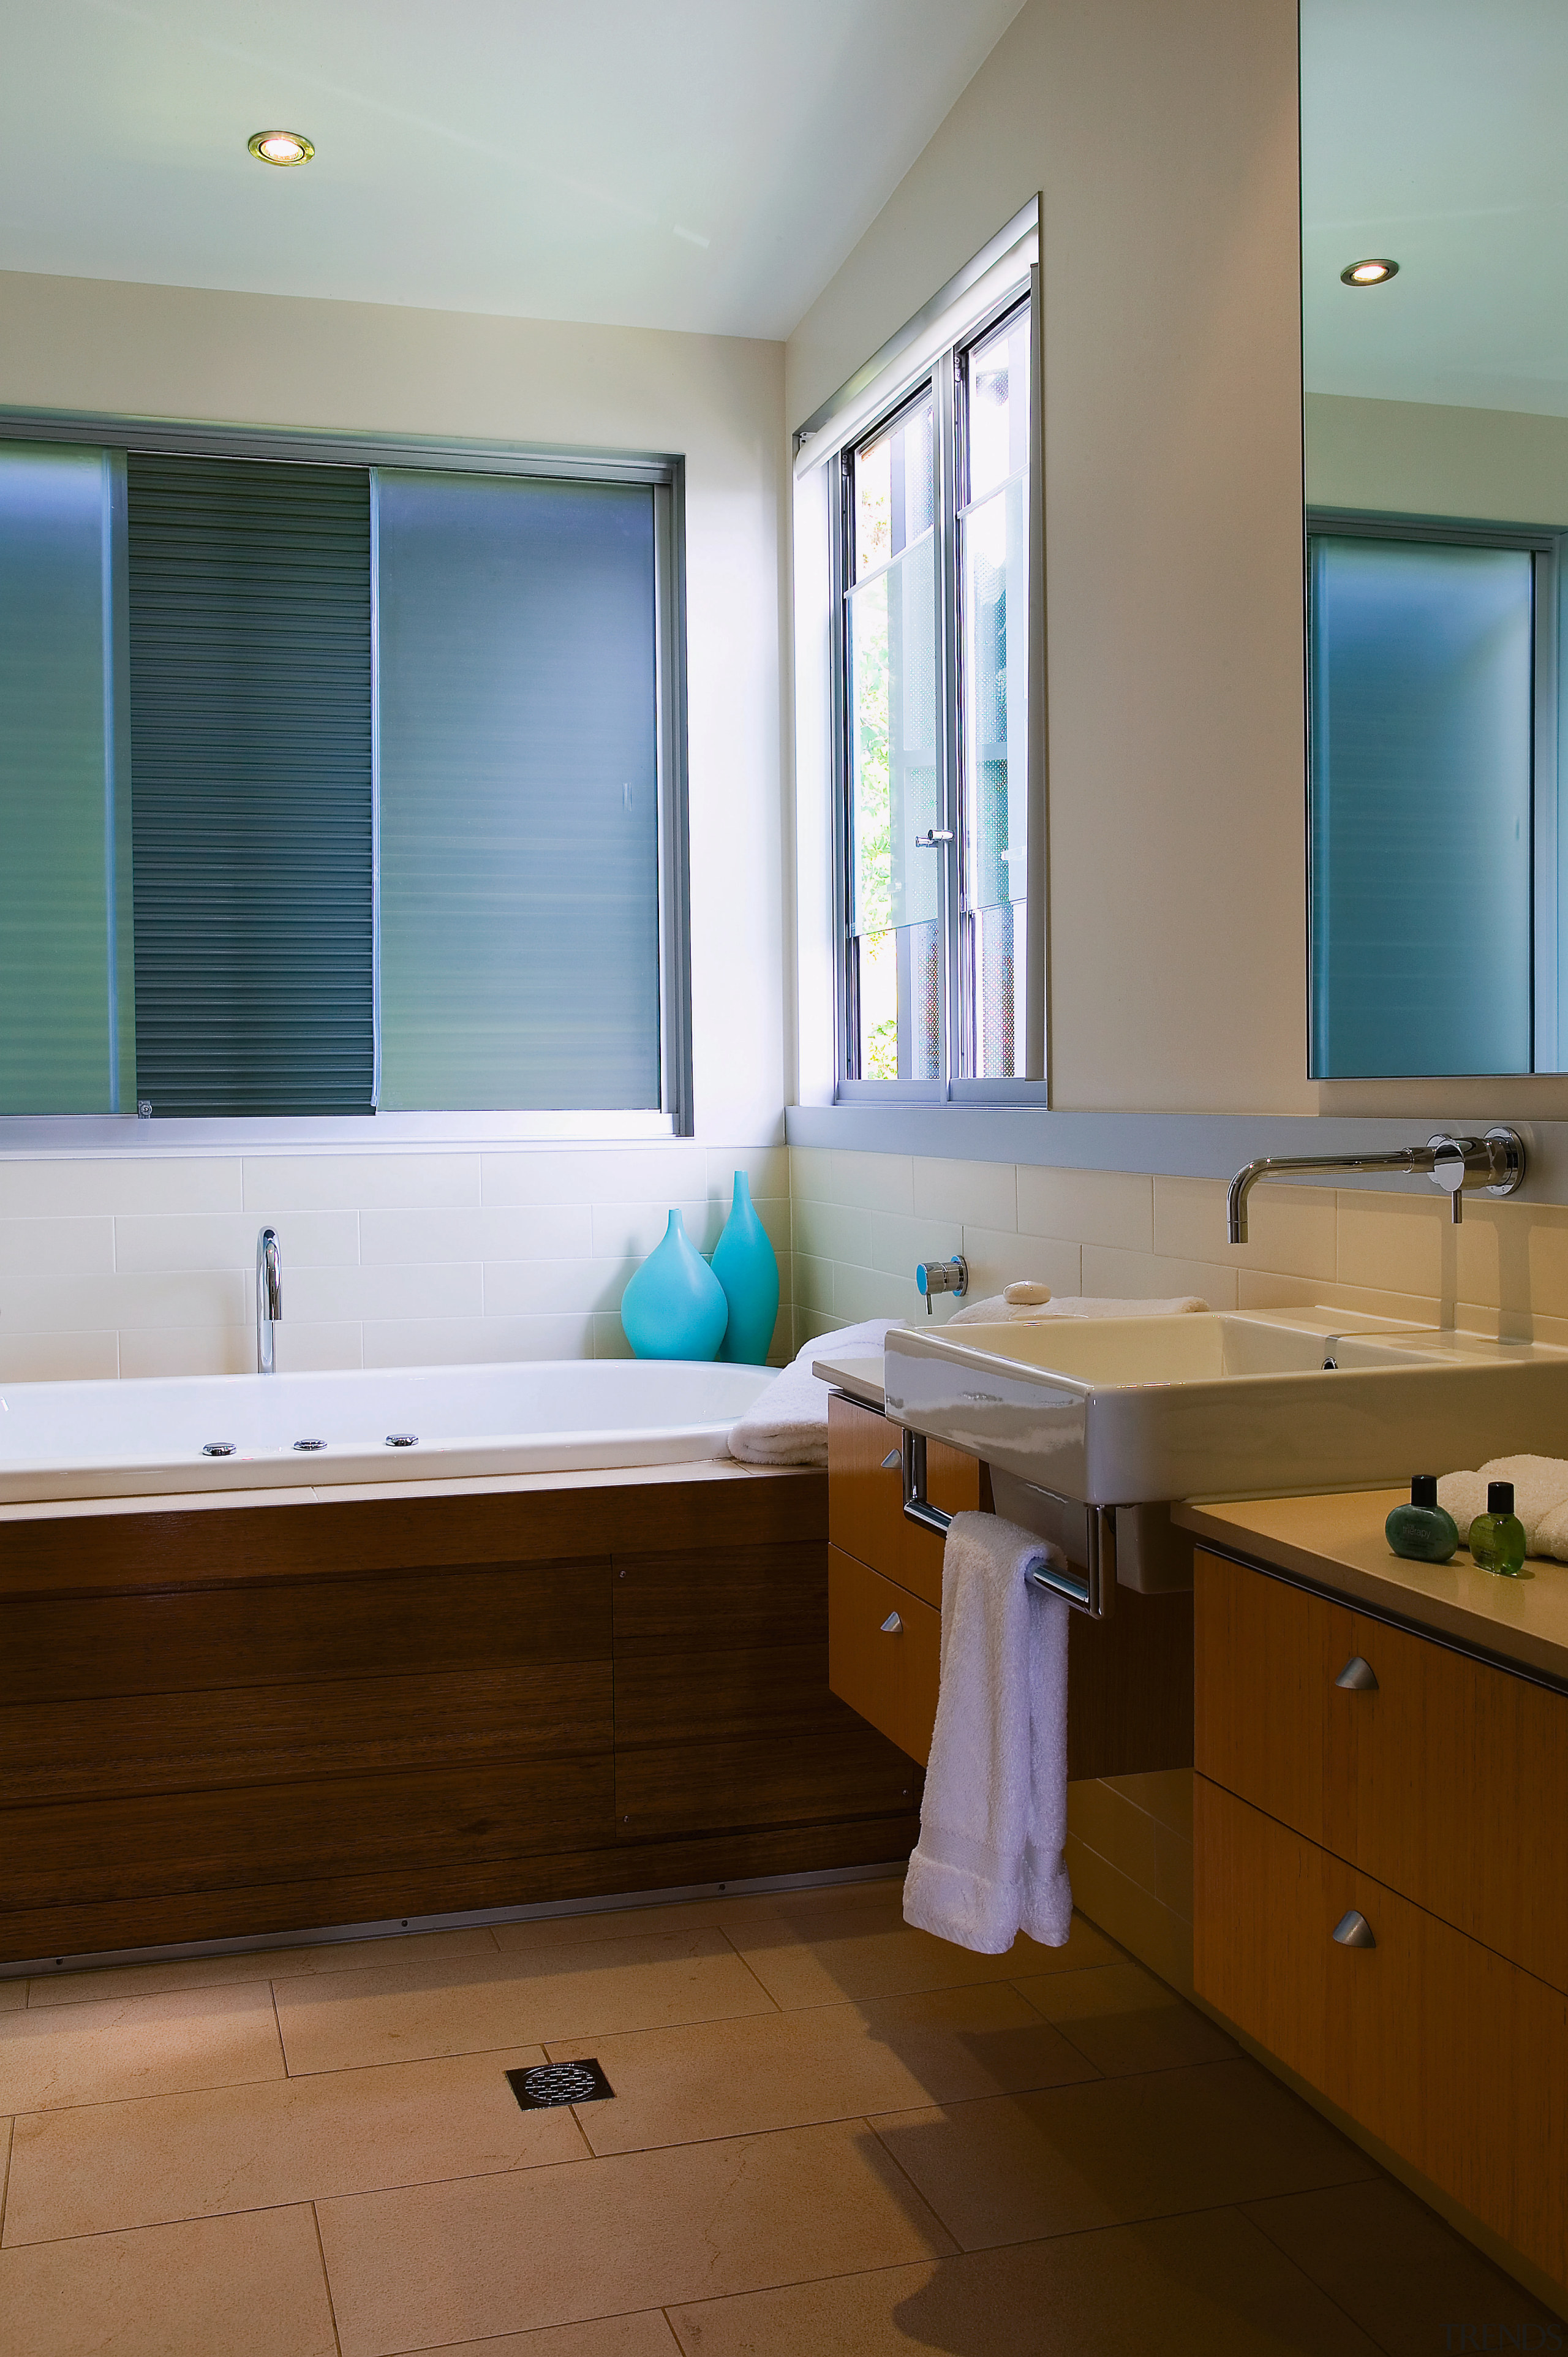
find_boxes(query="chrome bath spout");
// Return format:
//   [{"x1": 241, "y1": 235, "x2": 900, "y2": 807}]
[
  {"x1": 1226, "y1": 1130, "x2": 1525, "y2": 1246},
  {"x1": 257, "y1": 1226, "x2": 282, "y2": 1374}
]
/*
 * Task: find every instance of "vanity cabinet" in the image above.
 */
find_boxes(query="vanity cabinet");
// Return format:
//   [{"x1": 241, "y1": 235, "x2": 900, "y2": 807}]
[{"x1": 1194, "y1": 1545, "x2": 1568, "y2": 2288}]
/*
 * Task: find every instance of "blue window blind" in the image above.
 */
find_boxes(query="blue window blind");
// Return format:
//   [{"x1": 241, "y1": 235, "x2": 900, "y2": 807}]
[
  {"x1": 1310, "y1": 534, "x2": 1534, "y2": 1078},
  {"x1": 375, "y1": 470, "x2": 662, "y2": 1111},
  {"x1": 127, "y1": 453, "x2": 374, "y2": 1115}
]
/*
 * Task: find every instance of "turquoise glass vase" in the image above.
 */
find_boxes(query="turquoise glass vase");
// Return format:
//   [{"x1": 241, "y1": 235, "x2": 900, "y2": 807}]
[
  {"x1": 712, "y1": 1170, "x2": 780, "y2": 1365},
  {"x1": 620, "y1": 1209, "x2": 729, "y2": 1360}
]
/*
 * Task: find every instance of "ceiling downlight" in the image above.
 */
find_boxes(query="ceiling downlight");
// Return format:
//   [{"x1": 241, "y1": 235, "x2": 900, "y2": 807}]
[
  {"x1": 247, "y1": 129, "x2": 314, "y2": 167},
  {"x1": 1340, "y1": 257, "x2": 1398, "y2": 287}
]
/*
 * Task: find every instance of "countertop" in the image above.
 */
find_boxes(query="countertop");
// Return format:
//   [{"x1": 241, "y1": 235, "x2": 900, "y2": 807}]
[
  {"x1": 1175, "y1": 1490, "x2": 1568, "y2": 1689},
  {"x1": 811, "y1": 1352, "x2": 886, "y2": 1410}
]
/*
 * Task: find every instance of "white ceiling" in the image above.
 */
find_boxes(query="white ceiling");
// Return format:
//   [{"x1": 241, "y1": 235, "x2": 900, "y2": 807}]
[
  {"x1": 1302, "y1": 0, "x2": 1568, "y2": 417},
  {"x1": 0, "y1": 0, "x2": 1025, "y2": 341}
]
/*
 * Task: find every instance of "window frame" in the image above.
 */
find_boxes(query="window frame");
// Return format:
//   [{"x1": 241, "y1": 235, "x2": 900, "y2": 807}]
[
  {"x1": 823, "y1": 270, "x2": 1045, "y2": 1104},
  {"x1": 0, "y1": 409, "x2": 693, "y2": 1145},
  {"x1": 1305, "y1": 505, "x2": 1567, "y2": 1076}
]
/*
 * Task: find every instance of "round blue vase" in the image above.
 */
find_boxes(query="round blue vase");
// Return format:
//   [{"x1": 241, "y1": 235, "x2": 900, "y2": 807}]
[
  {"x1": 620, "y1": 1209, "x2": 729, "y2": 1361},
  {"x1": 712, "y1": 1170, "x2": 780, "y2": 1365}
]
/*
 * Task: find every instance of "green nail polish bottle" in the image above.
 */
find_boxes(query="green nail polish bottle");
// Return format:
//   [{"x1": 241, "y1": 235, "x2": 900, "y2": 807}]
[
  {"x1": 1385, "y1": 1475, "x2": 1458, "y2": 1564},
  {"x1": 1469, "y1": 1480, "x2": 1527, "y2": 1577}
]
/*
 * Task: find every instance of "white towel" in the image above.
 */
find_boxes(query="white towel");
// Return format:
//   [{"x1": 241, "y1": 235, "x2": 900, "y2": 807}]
[
  {"x1": 949, "y1": 1292, "x2": 1208, "y2": 1325},
  {"x1": 726, "y1": 1319, "x2": 905, "y2": 1467},
  {"x1": 1437, "y1": 1454, "x2": 1568, "y2": 1558},
  {"x1": 903, "y1": 1510, "x2": 1072, "y2": 1954}
]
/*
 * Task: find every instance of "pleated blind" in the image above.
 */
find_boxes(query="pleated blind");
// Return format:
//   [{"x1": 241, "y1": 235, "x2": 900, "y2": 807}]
[{"x1": 126, "y1": 454, "x2": 374, "y2": 1114}]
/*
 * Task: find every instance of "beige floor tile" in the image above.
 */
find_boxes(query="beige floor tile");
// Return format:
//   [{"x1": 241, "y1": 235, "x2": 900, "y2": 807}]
[
  {"x1": 422, "y1": 2319, "x2": 679, "y2": 2357},
  {"x1": 0, "y1": 1982, "x2": 284, "y2": 2115},
  {"x1": 552, "y1": 1982, "x2": 1099, "y2": 2154},
  {"x1": 667, "y1": 2206, "x2": 1384, "y2": 2355},
  {"x1": 25, "y1": 1924, "x2": 501, "y2": 2008},
  {"x1": 2, "y1": 2042, "x2": 589, "y2": 2244},
  {"x1": 1014, "y1": 1959, "x2": 1237, "y2": 2076},
  {"x1": 871, "y1": 2055, "x2": 1376, "y2": 2249},
  {"x1": 0, "y1": 1979, "x2": 24, "y2": 2013},
  {"x1": 318, "y1": 2117, "x2": 956, "y2": 2356},
  {"x1": 0, "y1": 2202, "x2": 337, "y2": 2357},
  {"x1": 276, "y1": 1926, "x2": 775, "y2": 2076},
  {"x1": 1244, "y1": 2178, "x2": 1561, "y2": 2357},
  {"x1": 0, "y1": 2116, "x2": 11, "y2": 2239},
  {"x1": 728, "y1": 1901, "x2": 1118, "y2": 2010}
]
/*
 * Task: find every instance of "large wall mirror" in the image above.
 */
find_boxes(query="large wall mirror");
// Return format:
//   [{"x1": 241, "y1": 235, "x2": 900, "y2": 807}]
[{"x1": 1303, "y1": 0, "x2": 1568, "y2": 1077}]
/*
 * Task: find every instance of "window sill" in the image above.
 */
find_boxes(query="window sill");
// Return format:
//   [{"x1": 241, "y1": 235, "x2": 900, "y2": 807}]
[{"x1": 0, "y1": 1110, "x2": 678, "y2": 1160}]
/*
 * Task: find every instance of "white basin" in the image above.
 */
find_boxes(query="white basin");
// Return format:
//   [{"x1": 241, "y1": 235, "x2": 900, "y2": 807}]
[{"x1": 882, "y1": 1309, "x2": 1568, "y2": 1505}]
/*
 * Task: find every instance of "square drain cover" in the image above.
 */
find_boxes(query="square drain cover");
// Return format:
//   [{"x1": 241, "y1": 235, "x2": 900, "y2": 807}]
[{"x1": 507, "y1": 2059, "x2": 615, "y2": 2110}]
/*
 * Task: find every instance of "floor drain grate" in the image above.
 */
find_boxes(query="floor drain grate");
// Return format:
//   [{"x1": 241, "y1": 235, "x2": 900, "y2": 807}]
[{"x1": 507, "y1": 2059, "x2": 614, "y2": 2110}]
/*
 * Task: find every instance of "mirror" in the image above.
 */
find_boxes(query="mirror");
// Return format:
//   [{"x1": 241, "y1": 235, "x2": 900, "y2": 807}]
[{"x1": 1302, "y1": 0, "x2": 1568, "y2": 1076}]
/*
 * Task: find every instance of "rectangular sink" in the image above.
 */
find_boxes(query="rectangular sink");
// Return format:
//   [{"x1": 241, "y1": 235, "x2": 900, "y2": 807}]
[{"x1": 882, "y1": 1309, "x2": 1568, "y2": 1505}]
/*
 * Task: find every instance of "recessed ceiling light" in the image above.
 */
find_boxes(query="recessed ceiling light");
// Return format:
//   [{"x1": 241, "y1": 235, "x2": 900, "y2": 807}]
[
  {"x1": 1341, "y1": 257, "x2": 1398, "y2": 287},
  {"x1": 247, "y1": 129, "x2": 314, "y2": 167}
]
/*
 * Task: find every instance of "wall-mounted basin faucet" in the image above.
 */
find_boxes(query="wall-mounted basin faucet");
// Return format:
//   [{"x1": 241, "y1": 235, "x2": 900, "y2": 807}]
[
  {"x1": 257, "y1": 1226, "x2": 282, "y2": 1374},
  {"x1": 916, "y1": 1255, "x2": 968, "y2": 1316},
  {"x1": 1226, "y1": 1128, "x2": 1525, "y2": 1245}
]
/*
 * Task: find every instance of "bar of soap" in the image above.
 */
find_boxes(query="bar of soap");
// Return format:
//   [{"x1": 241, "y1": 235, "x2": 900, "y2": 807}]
[{"x1": 1003, "y1": 1281, "x2": 1052, "y2": 1305}]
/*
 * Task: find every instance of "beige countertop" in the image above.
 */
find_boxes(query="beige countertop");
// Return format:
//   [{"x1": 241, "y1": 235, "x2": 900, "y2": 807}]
[
  {"x1": 811, "y1": 1351, "x2": 886, "y2": 1410},
  {"x1": 1175, "y1": 1490, "x2": 1568, "y2": 1689}
]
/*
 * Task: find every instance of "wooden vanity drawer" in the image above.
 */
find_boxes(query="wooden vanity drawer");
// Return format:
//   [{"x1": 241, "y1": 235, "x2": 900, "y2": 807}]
[
  {"x1": 1194, "y1": 1546, "x2": 1352, "y2": 1848},
  {"x1": 827, "y1": 1393, "x2": 979, "y2": 1609},
  {"x1": 827, "y1": 1545, "x2": 940, "y2": 1766},
  {"x1": 1195, "y1": 1774, "x2": 1568, "y2": 2288}
]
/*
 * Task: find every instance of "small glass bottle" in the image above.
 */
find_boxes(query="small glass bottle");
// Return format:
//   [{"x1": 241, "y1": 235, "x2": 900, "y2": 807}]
[
  {"x1": 1469, "y1": 1480, "x2": 1528, "y2": 1578},
  {"x1": 1385, "y1": 1475, "x2": 1458, "y2": 1564}
]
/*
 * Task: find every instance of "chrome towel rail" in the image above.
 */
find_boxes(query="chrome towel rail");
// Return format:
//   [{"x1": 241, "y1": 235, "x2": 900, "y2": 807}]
[{"x1": 899, "y1": 1428, "x2": 1114, "y2": 1619}]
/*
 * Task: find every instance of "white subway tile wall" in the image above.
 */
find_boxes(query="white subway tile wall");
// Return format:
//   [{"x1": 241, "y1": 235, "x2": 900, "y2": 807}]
[{"x1": 0, "y1": 1146, "x2": 790, "y2": 1382}]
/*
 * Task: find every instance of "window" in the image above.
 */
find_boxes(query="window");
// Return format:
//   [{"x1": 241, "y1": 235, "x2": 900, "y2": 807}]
[
  {"x1": 1307, "y1": 515, "x2": 1564, "y2": 1076},
  {"x1": 837, "y1": 289, "x2": 1036, "y2": 1091},
  {"x1": 0, "y1": 430, "x2": 687, "y2": 1126}
]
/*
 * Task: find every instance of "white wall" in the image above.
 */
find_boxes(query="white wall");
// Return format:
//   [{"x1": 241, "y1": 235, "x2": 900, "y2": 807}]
[
  {"x1": 0, "y1": 270, "x2": 793, "y2": 1375},
  {"x1": 1306, "y1": 391, "x2": 1568, "y2": 528}
]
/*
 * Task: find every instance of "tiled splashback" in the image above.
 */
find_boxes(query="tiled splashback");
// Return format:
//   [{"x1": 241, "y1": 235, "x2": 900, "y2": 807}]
[
  {"x1": 0, "y1": 1144, "x2": 790, "y2": 1382},
  {"x1": 789, "y1": 1144, "x2": 1568, "y2": 1345}
]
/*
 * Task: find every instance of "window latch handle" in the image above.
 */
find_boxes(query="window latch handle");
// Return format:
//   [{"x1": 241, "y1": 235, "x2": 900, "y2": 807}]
[{"x1": 913, "y1": 829, "x2": 954, "y2": 847}]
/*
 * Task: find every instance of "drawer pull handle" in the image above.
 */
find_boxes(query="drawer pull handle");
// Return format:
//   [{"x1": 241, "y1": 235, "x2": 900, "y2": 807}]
[
  {"x1": 1335, "y1": 1655, "x2": 1379, "y2": 1692},
  {"x1": 881, "y1": 1448, "x2": 903, "y2": 1470},
  {"x1": 880, "y1": 1611, "x2": 904, "y2": 1635},
  {"x1": 1332, "y1": 1909, "x2": 1377, "y2": 1949}
]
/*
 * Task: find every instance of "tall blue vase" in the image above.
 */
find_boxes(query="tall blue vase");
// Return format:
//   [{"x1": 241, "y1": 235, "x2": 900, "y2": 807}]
[
  {"x1": 712, "y1": 1170, "x2": 780, "y2": 1365},
  {"x1": 620, "y1": 1209, "x2": 729, "y2": 1360}
]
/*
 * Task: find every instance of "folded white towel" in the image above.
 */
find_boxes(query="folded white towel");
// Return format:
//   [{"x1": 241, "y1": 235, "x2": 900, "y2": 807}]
[
  {"x1": 950, "y1": 1292, "x2": 1209, "y2": 1325},
  {"x1": 903, "y1": 1510, "x2": 1072, "y2": 1955},
  {"x1": 1437, "y1": 1454, "x2": 1568, "y2": 1557},
  {"x1": 726, "y1": 1318, "x2": 905, "y2": 1467}
]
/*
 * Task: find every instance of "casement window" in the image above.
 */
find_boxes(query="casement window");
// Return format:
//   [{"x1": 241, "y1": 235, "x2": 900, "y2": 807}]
[
  {"x1": 1307, "y1": 513, "x2": 1566, "y2": 1076},
  {"x1": 0, "y1": 427, "x2": 689, "y2": 1129},
  {"x1": 796, "y1": 202, "x2": 1044, "y2": 1101}
]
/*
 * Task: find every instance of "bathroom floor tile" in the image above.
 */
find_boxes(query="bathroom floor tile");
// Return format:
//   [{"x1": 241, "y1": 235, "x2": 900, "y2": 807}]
[
  {"x1": 870, "y1": 2056, "x2": 1377, "y2": 2249},
  {"x1": 550, "y1": 1981, "x2": 1099, "y2": 2154},
  {"x1": 728, "y1": 1900, "x2": 1118, "y2": 2009},
  {"x1": 317, "y1": 2117, "x2": 957, "y2": 2356},
  {"x1": 424, "y1": 2320, "x2": 682, "y2": 2357},
  {"x1": 0, "y1": 1982, "x2": 285, "y2": 2115},
  {"x1": 24, "y1": 1924, "x2": 503, "y2": 2008},
  {"x1": 1243, "y1": 2178, "x2": 1560, "y2": 2356},
  {"x1": 666, "y1": 2206, "x2": 1385, "y2": 2356},
  {"x1": 0, "y1": 1978, "x2": 24, "y2": 2012},
  {"x1": 2, "y1": 2043, "x2": 586, "y2": 2244},
  {"x1": 0, "y1": 2203, "x2": 337, "y2": 2357},
  {"x1": 1012, "y1": 1959, "x2": 1238, "y2": 2076},
  {"x1": 275, "y1": 1926, "x2": 776, "y2": 2075}
]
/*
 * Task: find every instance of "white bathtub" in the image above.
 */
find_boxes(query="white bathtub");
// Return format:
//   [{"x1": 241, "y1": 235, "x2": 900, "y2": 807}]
[{"x1": 0, "y1": 1359, "x2": 778, "y2": 1507}]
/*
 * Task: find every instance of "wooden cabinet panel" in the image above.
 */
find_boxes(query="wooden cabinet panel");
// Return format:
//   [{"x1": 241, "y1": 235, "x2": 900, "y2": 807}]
[
  {"x1": 0, "y1": 1559, "x2": 611, "y2": 1706},
  {"x1": 612, "y1": 1542, "x2": 826, "y2": 1655},
  {"x1": 827, "y1": 1393, "x2": 979, "y2": 1610},
  {"x1": 1196, "y1": 1776, "x2": 1568, "y2": 2290},
  {"x1": 828, "y1": 1544, "x2": 941, "y2": 1766},
  {"x1": 1068, "y1": 1586, "x2": 1194, "y2": 1780},
  {"x1": 1194, "y1": 1548, "x2": 1354, "y2": 1850},
  {"x1": 616, "y1": 1723, "x2": 918, "y2": 1841},
  {"x1": 1346, "y1": 1611, "x2": 1568, "y2": 1998}
]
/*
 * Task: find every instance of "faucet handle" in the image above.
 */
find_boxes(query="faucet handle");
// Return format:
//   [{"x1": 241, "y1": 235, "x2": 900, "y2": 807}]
[{"x1": 1428, "y1": 1137, "x2": 1471, "y2": 1224}]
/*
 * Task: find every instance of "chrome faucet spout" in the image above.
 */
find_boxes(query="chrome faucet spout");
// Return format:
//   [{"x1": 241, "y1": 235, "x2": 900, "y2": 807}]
[
  {"x1": 257, "y1": 1227, "x2": 282, "y2": 1374},
  {"x1": 1226, "y1": 1130, "x2": 1525, "y2": 1246}
]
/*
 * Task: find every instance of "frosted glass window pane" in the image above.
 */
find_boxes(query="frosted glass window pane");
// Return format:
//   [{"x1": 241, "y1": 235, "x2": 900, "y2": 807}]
[
  {"x1": 377, "y1": 472, "x2": 661, "y2": 1111},
  {"x1": 1310, "y1": 536, "x2": 1532, "y2": 1077},
  {"x1": 0, "y1": 441, "x2": 115, "y2": 1112}
]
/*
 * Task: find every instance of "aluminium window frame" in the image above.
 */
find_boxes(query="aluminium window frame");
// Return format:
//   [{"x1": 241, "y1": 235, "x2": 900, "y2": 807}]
[
  {"x1": 0, "y1": 410, "x2": 693, "y2": 1146},
  {"x1": 1305, "y1": 504, "x2": 1567, "y2": 1078}
]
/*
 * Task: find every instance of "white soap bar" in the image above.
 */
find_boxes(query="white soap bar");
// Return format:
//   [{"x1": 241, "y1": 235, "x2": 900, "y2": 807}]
[{"x1": 1003, "y1": 1280, "x2": 1053, "y2": 1305}]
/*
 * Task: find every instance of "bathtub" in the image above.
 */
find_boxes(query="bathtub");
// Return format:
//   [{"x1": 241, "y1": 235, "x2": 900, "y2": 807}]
[{"x1": 0, "y1": 1358, "x2": 777, "y2": 1507}]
